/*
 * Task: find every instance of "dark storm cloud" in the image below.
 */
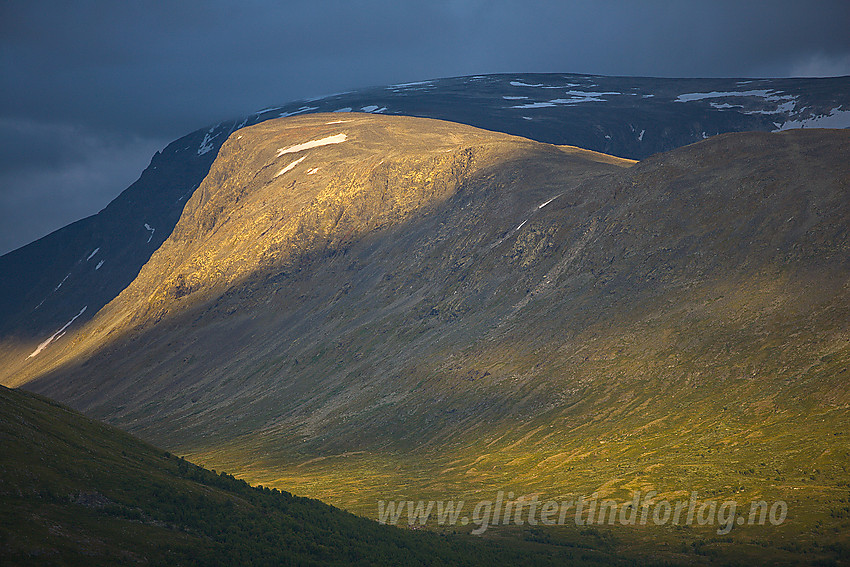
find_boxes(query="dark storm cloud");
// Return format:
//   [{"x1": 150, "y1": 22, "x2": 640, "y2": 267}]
[{"x1": 2, "y1": 0, "x2": 849, "y2": 254}]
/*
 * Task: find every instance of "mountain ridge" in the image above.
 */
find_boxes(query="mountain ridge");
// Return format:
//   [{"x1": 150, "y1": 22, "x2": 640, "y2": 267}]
[
  {"x1": 2, "y1": 72, "x2": 848, "y2": 348},
  {"x1": 3, "y1": 112, "x2": 849, "y2": 563},
  {"x1": 7, "y1": 115, "x2": 847, "y2": 515}
]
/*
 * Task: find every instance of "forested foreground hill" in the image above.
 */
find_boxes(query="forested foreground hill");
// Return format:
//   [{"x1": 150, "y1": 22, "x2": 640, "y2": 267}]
[{"x1": 0, "y1": 384, "x2": 645, "y2": 566}]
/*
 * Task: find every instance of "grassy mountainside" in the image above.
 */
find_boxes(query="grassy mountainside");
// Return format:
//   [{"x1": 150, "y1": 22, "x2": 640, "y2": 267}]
[
  {"x1": 0, "y1": 384, "x2": 642, "y2": 566},
  {"x1": 3, "y1": 73, "x2": 847, "y2": 360},
  {"x1": 6, "y1": 115, "x2": 850, "y2": 563}
]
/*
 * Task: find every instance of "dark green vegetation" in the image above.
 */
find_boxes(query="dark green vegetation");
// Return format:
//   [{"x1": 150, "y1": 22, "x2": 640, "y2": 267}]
[
  {"x1": 0, "y1": 384, "x2": 654, "y2": 566},
  {"x1": 3, "y1": 114, "x2": 850, "y2": 565}
]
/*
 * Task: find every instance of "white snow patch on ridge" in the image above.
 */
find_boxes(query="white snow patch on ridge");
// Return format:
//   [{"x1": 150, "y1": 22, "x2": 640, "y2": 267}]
[
  {"x1": 676, "y1": 89, "x2": 774, "y2": 102},
  {"x1": 144, "y1": 223, "x2": 155, "y2": 243},
  {"x1": 511, "y1": 91, "x2": 619, "y2": 109},
  {"x1": 511, "y1": 102, "x2": 557, "y2": 109},
  {"x1": 275, "y1": 156, "x2": 307, "y2": 177},
  {"x1": 28, "y1": 306, "x2": 87, "y2": 359},
  {"x1": 253, "y1": 106, "x2": 282, "y2": 115},
  {"x1": 54, "y1": 273, "x2": 70, "y2": 291},
  {"x1": 277, "y1": 134, "x2": 348, "y2": 156},
  {"x1": 510, "y1": 80, "x2": 544, "y2": 87},
  {"x1": 550, "y1": 96, "x2": 605, "y2": 104},
  {"x1": 305, "y1": 91, "x2": 350, "y2": 102},
  {"x1": 745, "y1": 100, "x2": 797, "y2": 115},
  {"x1": 197, "y1": 127, "x2": 220, "y2": 155},
  {"x1": 538, "y1": 194, "x2": 562, "y2": 209},
  {"x1": 564, "y1": 90, "x2": 621, "y2": 97},
  {"x1": 390, "y1": 80, "x2": 433, "y2": 88},
  {"x1": 710, "y1": 102, "x2": 742, "y2": 110},
  {"x1": 775, "y1": 108, "x2": 850, "y2": 131},
  {"x1": 675, "y1": 89, "x2": 796, "y2": 103},
  {"x1": 280, "y1": 106, "x2": 319, "y2": 118}
]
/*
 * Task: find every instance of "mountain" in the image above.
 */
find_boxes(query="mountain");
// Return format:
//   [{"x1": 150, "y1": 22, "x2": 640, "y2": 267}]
[
  {"x1": 4, "y1": 111, "x2": 849, "y2": 564},
  {"x1": 0, "y1": 383, "x2": 625, "y2": 566},
  {"x1": 1, "y1": 73, "x2": 848, "y2": 353}
]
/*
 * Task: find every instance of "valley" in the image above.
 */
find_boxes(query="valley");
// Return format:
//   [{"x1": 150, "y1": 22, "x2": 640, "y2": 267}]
[{"x1": 2, "y1": 112, "x2": 848, "y2": 563}]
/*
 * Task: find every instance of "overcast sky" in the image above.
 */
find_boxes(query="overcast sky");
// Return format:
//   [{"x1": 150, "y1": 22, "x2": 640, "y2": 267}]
[{"x1": 2, "y1": 1, "x2": 849, "y2": 255}]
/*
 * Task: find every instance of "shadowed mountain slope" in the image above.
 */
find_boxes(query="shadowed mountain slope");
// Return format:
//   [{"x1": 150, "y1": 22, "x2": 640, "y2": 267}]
[
  {"x1": 5, "y1": 115, "x2": 850, "y2": 564},
  {"x1": 0, "y1": 384, "x2": 627, "y2": 566}
]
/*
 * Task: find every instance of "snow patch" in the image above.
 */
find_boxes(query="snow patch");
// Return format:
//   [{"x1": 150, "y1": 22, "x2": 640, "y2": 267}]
[
  {"x1": 638, "y1": 129, "x2": 645, "y2": 141},
  {"x1": 95, "y1": 260, "x2": 104, "y2": 270},
  {"x1": 511, "y1": 102, "x2": 556, "y2": 109},
  {"x1": 548, "y1": 97, "x2": 603, "y2": 104},
  {"x1": 144, "y1": 223, "x2": 155, "y2": 243},
  {"x1": 304, "y1": 91, "x2": 350, "y2": 102},
  {"x1": 275, "y1": 156, "x2": 307, "y2": 177},
  {"x1": 744, "y1": 100, "x2": 797, "y2": 115},
  {"x1": 197, "y1": 127, "x2": 220, "y2": 155},
  {"x1": 355, "y1": 105, "x2": 386, "y2": 113},
  {"x1": 253, "y1": 106, "x2": 282, "y2": 115},
  {"x1": 560, "y1": 90, "x2": 620, "y2": 100},
  {"x1": 503, "y1": 96, "x2": 528, "y2": 100},
  {"x1": 277, "y1": 134, "x2": 348, "y2": 156},
  {"x1": 774, "y1": 107, "x2": 850, "y2": 131},
  {"x1": 279, "y1": 106, "x2": 319, "y2": 118},
  {"x1": 306, "y1": 167, "x2": 320, "y2": 175},
  {"x1": 333, "y1": 107, "x2": 353, "y2": 113},
  {"x1": 676, "y1": 89, "x2": 772, "y2": 102},
  {"x1": 510, "y1": 80, "x2": 544, "y2": 87},
  {"x1": 389, "y1": 80, "x2": 433, "y2": 88},
  {"x1": 675, "y1": 89, "x2": 795, "y2": 103},
  {"x1": 511, "y1": 91, "x2": 619, "y2": 109},
  {"x1": 538, "y1": 194, "x2": 562, "y2": 209},
  {"x1": 27, "y1": 306, "x2": 87, "y2": 358},
  {"x1": 709, "y1": 102, "x2": 743, "y2": 110},
  {"x1": 54, "y1": 273, "x2": 70, "y2": 291},
  {"x1": 515, "y1": 219, "x2": 528, "y2": 231},
  {"x1": 86, "y1": 248, "x2": 100, "y2": 261}
]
